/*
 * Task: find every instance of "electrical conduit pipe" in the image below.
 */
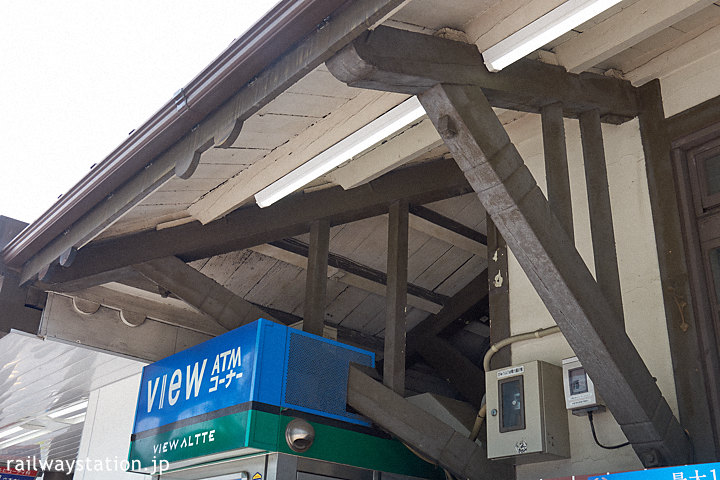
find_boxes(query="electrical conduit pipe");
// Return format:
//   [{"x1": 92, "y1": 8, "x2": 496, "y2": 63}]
[{"x1": 469, "y1": 325, "x2": 562, "y2": 441}]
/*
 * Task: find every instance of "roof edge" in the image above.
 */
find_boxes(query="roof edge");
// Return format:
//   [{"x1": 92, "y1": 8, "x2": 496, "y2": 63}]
[{"x1": 2, "y1": 0, "x2": 347, "y2": 269}]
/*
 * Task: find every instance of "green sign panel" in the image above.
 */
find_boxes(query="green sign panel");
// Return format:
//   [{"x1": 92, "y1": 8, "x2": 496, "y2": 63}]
[{"x1": 129, "y1": 409, "x2": 440, "y2": 479}]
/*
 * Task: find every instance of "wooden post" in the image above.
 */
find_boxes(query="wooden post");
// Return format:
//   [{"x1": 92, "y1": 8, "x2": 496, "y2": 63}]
[
  {"x1": 579, "y1": 109, "x2": 624, "y2": 321},
  {"x1": 541, "y1": 102, "x2": 574, "y2": 241},
  {"x1": 638, "y1": 80, "x2": 719, "y2": 459},
  {"x1": 385, "y1": 199, "x2": 409, "y2": 395},
  {"x1": 303, "y1": 219, "x2": 330, "y2": 336},
  {"x1": 487, "y1": 216, "x2": 511, "y2": 370}
]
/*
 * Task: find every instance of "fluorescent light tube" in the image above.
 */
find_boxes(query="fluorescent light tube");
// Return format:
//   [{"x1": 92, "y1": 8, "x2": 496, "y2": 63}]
[
  {"x1": 255, "y1": 96, "x2": 426, "y2": 208},
  {"x1": 0, "y1": 426, "x2": 23, "y2": 439},
  {"x1": 0, "y1": 429, "x2": 49, "y2": 449},
  {"x1": 482, "y1": 0, "x2": 622, "y2": 72},
  {"x1": 48, "y1": 399, "x2": 88, "y2": 419}
]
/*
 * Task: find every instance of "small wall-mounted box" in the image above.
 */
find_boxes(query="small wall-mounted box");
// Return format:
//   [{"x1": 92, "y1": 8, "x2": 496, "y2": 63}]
[
  {"x1": 562, "y1": 356, "x2": 602, "y2": 413},
  {"x1": 485, "y1": 360, "x2": 570, "y2": 463}
]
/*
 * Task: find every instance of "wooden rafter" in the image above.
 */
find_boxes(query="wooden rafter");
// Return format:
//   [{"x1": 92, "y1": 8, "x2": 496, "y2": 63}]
[
  {"x1": 407, "y1": 269, "x2": 488, "y2": 347},
  {"x1": 134, "y1": 256, "x2": 276, "y2": 330},
  {"x1": 269, "y1": 238, "x2": 449, "y2": 307},
  {"x1": 36, "y1": 158, "x2": 471, "y2": 290},
  {"x1": 253, "y1": 242, "x2": 443, "y2": 313},
  {"x1": 409, "y1": 204, "x2": 487, "y2": 255}
]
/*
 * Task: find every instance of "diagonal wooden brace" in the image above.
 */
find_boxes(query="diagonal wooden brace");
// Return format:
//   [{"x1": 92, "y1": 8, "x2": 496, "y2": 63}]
[
  {"x1": 347, "y1": 365, "x2": 511, "y2": 480},
  {"x1": 416, "y1": 83, "x2": 690, "y2": 467}
]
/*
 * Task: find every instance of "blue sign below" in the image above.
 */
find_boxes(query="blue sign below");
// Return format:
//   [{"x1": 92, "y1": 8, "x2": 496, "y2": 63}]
[
  {"x1": 132, "y1": 319, "x2": 375, "y2": 434},
  {"x1": 589, "y1": 462, "x2": 720, "y2": 480}
]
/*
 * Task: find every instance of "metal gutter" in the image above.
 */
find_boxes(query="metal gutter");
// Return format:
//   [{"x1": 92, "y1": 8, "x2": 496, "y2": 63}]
[{"x1": 1, "y1": 0, "x2": 347, "y2": 269}]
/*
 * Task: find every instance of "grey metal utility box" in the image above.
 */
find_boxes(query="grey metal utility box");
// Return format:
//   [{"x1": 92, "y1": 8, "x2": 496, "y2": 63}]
[{"x1": 485, "y1": 360, "x2": 570, "y2": 463}]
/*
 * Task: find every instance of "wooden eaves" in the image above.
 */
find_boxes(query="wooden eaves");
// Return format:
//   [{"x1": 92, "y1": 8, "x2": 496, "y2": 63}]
[{"x1": 1, "y1": 0, "x2": 409, "y2": 281}]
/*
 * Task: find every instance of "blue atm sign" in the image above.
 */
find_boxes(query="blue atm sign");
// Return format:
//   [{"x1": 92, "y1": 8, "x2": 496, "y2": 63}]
[
  {"x1": 0, "y1": 468, "x2": 37, "y2": 480},
  {"x1": 133, "y1": 320, "x2": 284, "y2": 433},
  {"x1": 589, "y1": 462, "x2": 720, "y2": 480}
]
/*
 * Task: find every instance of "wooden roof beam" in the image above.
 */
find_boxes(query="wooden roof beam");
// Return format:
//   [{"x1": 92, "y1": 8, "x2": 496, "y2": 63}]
[
  {"x1": 36, "y1": 158, "x2": 472, "y2": 291},
  {"x1": 326, "y1": 26, "x2": 640, "y2": 124},
  {"x1": 409, "y1": 204, "x2": 487, "y2": 257},
  {"x1": 133, "y1": 256, "x2": 277, "y2": 330},
  {"x1": 269, "y1": 238, "x2": 448, "y2": 309}
]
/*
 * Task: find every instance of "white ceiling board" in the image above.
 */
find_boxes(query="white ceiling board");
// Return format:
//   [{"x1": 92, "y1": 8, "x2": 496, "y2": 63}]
[
  {"x1": 552, "y1": 0, "x2": 710, "y2": 73},
  {"x1": 162, "y1": 176, "x2": 236, "y2": 193},
  {"x1": 221, "y1": 251, "x2": 280, "y2": 298},
  {"x1": 598, "y1": 4, "x2": 720, "y2": 75},
  {"x1": 230, "y1": 113, "x2": 318, "y2": 150},
  {"x1": 323, "y1": 285, "x2": 371, "y2": 326},
  {"x1": 407, "y1": 236, "x2": 453, "y2": 284},
  {"x1": 191, "y1": 163, "x2": 251, "y2": 180},
  {"x1": 337, "y1": 292, "x2": 386, "y2": 332},
  {"x1": 0, "y1": 332, "x2": 142, "y2": 465},
  {"x1": 202, "y1": 146, "x2": 271, "y2": 166},
  {"x1": 434, "y1": 254, "x2": 488, "y2": 297},
  {"x1": 188, "y1": 90, "x2": 406, "y2": 224},
  {"x1": 137, "y1": 189, "x2": 204, "y2": 205},
  {"x1": 258, "y1": 92, "x2": 351, "y2": 118},
  {"x1": 392, "y1": 0, "x2": 496, "y2": 32},
  {"x1": 424, "y1": 194, "x2": 487, "y2": 231},
  {"x1": 466, "y1": 0, "x2": 566, "y2": 50},
  {"x1": 412, "y1": 246, "x2": 475, "y2": 291}
]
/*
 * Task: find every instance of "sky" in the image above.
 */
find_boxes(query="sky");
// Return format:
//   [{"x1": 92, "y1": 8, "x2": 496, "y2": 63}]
[{"x1": 0, "y1": 0, "x2": 278, "y2": 224}]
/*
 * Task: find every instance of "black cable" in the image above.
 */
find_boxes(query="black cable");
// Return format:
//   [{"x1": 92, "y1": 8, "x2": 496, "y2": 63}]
[{"x1": 588, "y1": 411, "x2": 630, "y2": 450}]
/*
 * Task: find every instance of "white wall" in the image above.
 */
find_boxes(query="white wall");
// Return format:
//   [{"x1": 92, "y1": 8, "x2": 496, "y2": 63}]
[
  {"x1": 498, "y1": 113, "x2": 678, "y2": 479},
  {"x1": 74, "y1": 370, "x2": 143, "y2": 480}
]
